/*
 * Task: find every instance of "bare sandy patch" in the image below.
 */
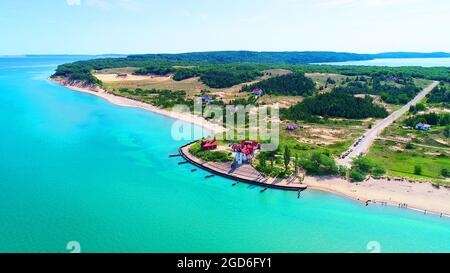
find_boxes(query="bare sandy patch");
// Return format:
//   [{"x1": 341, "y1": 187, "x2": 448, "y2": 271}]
[
  {"x1": 264, "y1": 69, "x2": 292, "y2": 76},
  {"x1": 305, "y1": 73, "x2": 347, "y2": 79},
  {"x1": 94, "y1": 73, "x2": 173, "y2": 83}
]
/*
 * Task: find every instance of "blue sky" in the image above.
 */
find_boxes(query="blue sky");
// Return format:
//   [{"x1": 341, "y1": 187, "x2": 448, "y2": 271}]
[{"x1": 1, "y1": 0, "x2": 449, "y2": 55}]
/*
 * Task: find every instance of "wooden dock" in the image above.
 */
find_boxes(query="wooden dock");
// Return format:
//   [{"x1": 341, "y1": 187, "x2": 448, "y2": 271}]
[{"x1": 179, "y1": 142, "x2": 308, "y2": 192}]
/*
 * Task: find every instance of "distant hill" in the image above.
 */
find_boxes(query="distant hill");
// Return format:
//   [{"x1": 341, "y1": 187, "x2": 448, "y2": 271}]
[{"x1": 128, "y1": 51, "x2": 450, "y2": 64}]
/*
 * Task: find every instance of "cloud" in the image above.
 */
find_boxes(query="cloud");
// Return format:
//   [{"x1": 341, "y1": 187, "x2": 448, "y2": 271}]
[{"x1": 66, "y1": 0, "x2": 81, "y2": 6}]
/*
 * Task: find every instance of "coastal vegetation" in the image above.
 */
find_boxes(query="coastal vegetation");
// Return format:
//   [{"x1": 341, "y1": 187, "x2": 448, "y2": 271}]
[
  {"x1": 404, "y1": 112, "x2": 450, "y2": 128},
  {"x1": 426, "y1": 83, "x2": 450, "y2": 106},
  {"x1": 199, "y1": 67, "x2": 262, "y2": 88},
  {"x1": 367, "y1": 140, "x2": 449, "y2": 185},
  {"x1": 333, "y1": 75, "x2": 422, "y2": 104},
  {"x1": 189, "y1": 141, "x2": 232, "y2": 162},
  {"x1": 113, "y1": 88, "x2": 190, "y2": 109},
  {"x1": 349, "y1": 156, "x2": 385, "y2": 182}
]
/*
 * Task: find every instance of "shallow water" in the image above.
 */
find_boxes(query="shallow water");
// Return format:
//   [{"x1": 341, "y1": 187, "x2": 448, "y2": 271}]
[{"x1": 0, "y1": 56, "x2": 449, "y2": 253}]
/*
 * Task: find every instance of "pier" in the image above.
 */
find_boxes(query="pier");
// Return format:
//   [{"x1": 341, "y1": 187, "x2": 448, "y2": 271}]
[{"x1": 179, "y1": 142, "x2": 308, "y2": 192}]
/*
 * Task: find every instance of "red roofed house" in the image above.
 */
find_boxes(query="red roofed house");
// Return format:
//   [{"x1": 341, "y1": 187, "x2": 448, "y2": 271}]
[
  {"x1": 286, "y1": 123, "x2": 299, "y2": 131},
  {"x1": 251, "y1": 88, "x2": 263, "y2": 96},
  {"x1": 201, "y1": 139, "x2": 218, "y2": 151}
]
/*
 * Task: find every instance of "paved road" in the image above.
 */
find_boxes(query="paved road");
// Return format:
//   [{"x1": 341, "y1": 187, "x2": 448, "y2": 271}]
[{"x1": 338, "y1": 81, "x2": 440, "y2": 167}]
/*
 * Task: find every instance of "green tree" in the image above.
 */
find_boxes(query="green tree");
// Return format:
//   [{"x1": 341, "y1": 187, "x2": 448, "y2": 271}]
[
  {"x1": 294, "y1": 154, "x2": 300, "y2": 175},
  {"x1": 283, "y1": 146, "x2": 291, "y2": 173},
  {"x1": 405, "y1": 142, "x2": 414, "y2": 150},
  {"x1": 414, "y1": 165, "x2": 422, "y2": 175},
  {"x1": 303, "y1": 151, "x2": 338, "y2": 175},
  {"x1": 372, "y1": 165, "x2": 386, "y2": 177},
  {"x1": 350, "y1": 168, "x2": 366, "y2": 182},
  {"x1": 352, "y1": 156, "x2": 374, "y2": 174},
  {"x1": 338, "y1": 165, "x2": 348, "y2": 177},
  {"x1": 444, "y1": 126, "x2": 450, "y2": 138}
]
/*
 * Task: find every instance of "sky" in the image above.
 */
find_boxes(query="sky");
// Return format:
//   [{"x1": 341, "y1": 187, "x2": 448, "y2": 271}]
[{"x1": 0, "y1": 0, "x2": 449, "y2": 55}]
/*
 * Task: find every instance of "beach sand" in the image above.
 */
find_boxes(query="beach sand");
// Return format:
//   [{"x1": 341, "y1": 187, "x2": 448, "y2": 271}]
[
  {"x1": 50, "y1": 78, "x2": 226, "y2": 135},
  {"x1": 304, "y1": 176, "x2": 450, "y2": 217}
]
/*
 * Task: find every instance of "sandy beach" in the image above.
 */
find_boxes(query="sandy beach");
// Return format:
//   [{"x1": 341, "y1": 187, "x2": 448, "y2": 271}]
[
  {"x1": 50, "y1": 78, "x2": 226, "y2": 135},
  {"x1": 304, "y1": 176, "x2": 450, "y2": 217}
]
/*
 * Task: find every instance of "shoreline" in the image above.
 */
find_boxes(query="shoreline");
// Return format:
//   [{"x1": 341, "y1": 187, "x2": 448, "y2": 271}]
[
  {"x1": 304, "y1": 176, "x2": 450, "y2": 218},
  {"x1": 49, "y1": 78, "x2": 226, "y2": 135},
  {"x1": 50, "y1": 77, "x2": 450, "y2": 218}
]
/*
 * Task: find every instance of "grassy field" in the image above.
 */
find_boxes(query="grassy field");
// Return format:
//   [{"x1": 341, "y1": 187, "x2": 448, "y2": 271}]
[
  {"x1": 367, "y1": 139, "x2": 450, "y2": 185},
  {"x1": 369, "y1": 96, "x2": 450, "y2": 184}
]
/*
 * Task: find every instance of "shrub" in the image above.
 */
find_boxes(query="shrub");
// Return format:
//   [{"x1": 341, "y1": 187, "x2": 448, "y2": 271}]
[
  {"x1": 337, "y1": 165, "x2": 348, "y2": 177},
  {"x1": 405, "y1": 143, "x2": 414, "y2": 150},
  {"x1": 371, "y1": 165, "x2": 386, "y2": 177},
  {"x1": 352, "y1": 156, "x2": 375, "y2": 173},
  {"x1": 441, "y1": 168, "x2": 450, "y2": 178},
  {"x1": 301, "y1": 151, "x2": 338, "y2": 175},
  {"x1": 414, "y1": 165, "x2": 422, "y2": 175},
  {"x1": 350, "y1": 169, "x2": 366, "y2": 182}
]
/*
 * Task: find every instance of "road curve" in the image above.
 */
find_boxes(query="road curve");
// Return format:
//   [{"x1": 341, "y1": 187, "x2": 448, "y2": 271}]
[{"x1": 338, "y1": 80, "x2": 440, "y2": 167}]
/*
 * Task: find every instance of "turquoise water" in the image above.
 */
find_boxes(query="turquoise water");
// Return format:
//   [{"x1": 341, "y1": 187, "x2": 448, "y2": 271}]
[
  {"x1": 318, "y1": 57, "x2": 450, "y2": 67},
  {"x1": 0, "y1": 56, "x2": 449, "y2": 253}
]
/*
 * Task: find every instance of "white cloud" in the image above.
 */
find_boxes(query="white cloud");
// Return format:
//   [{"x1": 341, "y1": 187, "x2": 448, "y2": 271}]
[{"x1": 66, "y1": 0, "x2": 81, "y2": 6}]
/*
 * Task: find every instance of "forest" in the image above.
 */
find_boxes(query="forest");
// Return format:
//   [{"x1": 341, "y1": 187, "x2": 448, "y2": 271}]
[
  {"x1": 333, "y1": 76, "x2": 421, "y2": 104},
  {"x1": 283, "y1": 93, "x2": 389, "y2": 120},
  {"x1": 241, "y1": 73, "x2": 315, "y2": 96},
  {"x1": 427, "y1": 84, "x2": 450, "y2": 104},
  {"x1": 128, "y1": 51, "x2": 450, "y2": 64}
]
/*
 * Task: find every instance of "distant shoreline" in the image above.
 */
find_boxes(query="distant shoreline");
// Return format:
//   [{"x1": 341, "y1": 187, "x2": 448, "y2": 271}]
[{"x1": 49, "y1": 77, "x2": 226, "y2": 135}]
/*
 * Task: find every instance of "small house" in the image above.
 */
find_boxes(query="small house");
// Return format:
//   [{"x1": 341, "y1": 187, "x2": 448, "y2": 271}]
[
  {"x1": 286, "y1": 123, "x2": 299, "y2": 131},
  {"x1": 415, "y1": 123, "x2": 431, "y2": 131},
  {"x1": 387, "y1": 76, "x2": 398, "y2": 81},
  {"x1": 251, "y1": 88, "x2": 263, "y2": 97},
  {"x1": 202, "y1": 95, "x2": 214, "y2": 103}
]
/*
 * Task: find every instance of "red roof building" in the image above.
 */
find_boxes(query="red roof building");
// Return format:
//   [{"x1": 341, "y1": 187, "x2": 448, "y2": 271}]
[
  {"x1": 251, "y1": 88, "x2": 263, "y2": 96},
  {"x1": 201, "y1": 140, "x2": 218, "y2": 151},
  {"x1": 286, "y1": 123, "x2": 299, "y2": 130},
  {"x1": 231, "y1": 141, "x2": 261, "y2": 164}
]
